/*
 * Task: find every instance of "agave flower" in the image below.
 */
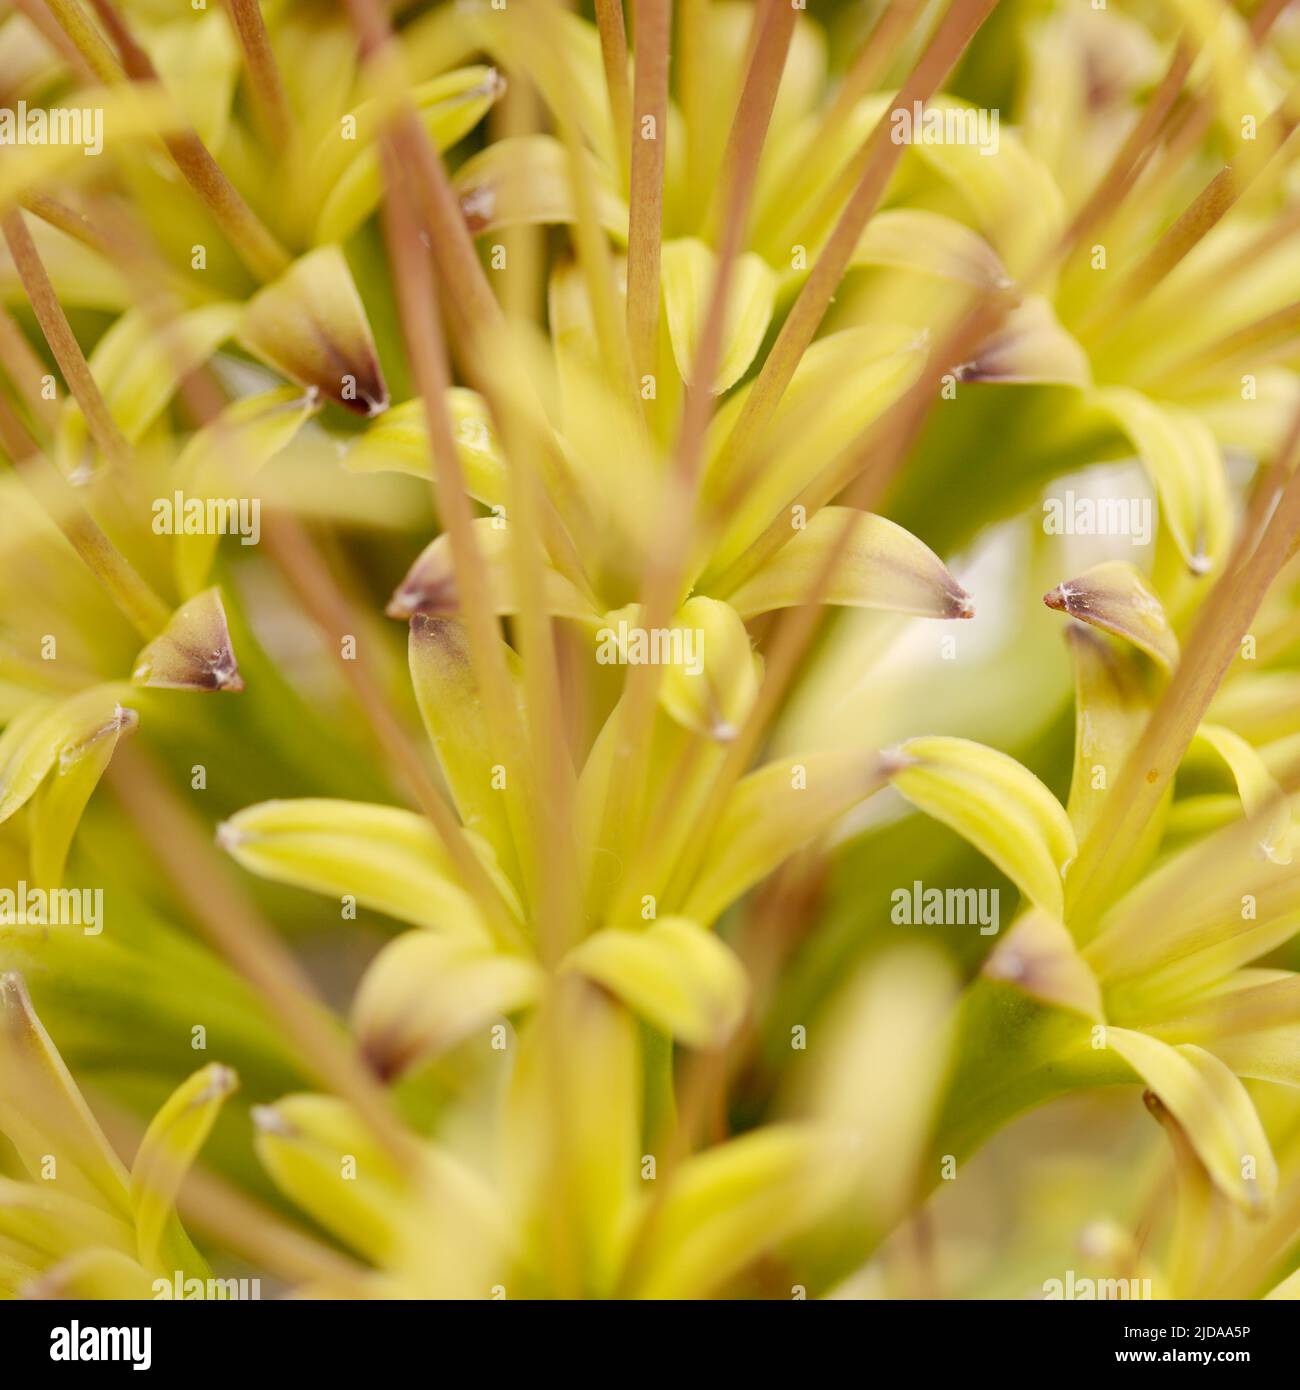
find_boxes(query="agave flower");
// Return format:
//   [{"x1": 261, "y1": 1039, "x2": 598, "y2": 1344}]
[{"x1": 2, "y1": 0, "x2": 1300, "y2": 1305}]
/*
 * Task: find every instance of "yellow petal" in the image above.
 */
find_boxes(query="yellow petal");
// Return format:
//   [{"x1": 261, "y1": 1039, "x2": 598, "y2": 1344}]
[
  {"x1": 408, "y1": 615, "x2": 525, "y2": 885},
  {"x1": 218, "y1": 798, "x2": 506, "y2": 942},
  {"x1": 343, "y1": 390, "x2": 508, "y2": 507},
  {"x1": 889, "y1": 735, "x2": 1077, "y2": 918},
  {"x1": 1192, "y1": 723, "x2": 1291, "y2": 865},
  {"x1": 352, "y1": 932, "x2": 542, "y2": 1079},
  {"x1": 565, "y1": 917, "x2": 748, "y2": 1049},
  {"x1": 387, "y1": 519, "x2": 597, "y2": 625},
  {"x1": 130, "y1": 1062, "x2": 237, "y2": 1271},
  {"x1": 661, "y1": 238, "x2": 776, "y2": 395},
  {"x1": 0, "y1": 684, "x2": 133, "y2": 824},
  {"x1": 1106, "y1": 1028, "x2": 1277, "y2": 1213},
  {"x1": 655, "y1": 596, "x2": 759, "y2": 743},
  {"x1": 0, "y1": 972, "x2": 132, "y2": 1217},
  {"x1": 722, "y1": 507, "x2": 973, "y2": 620},
  {"x1": 1092, "y1": 387, "x2": 1231, "y2": 574},
  {"x1": 681, "y1": 751, "x2": 889, "y2": 926},
  {"x1": 453, "y1": 134, "x2": 627, "y2": 241}
]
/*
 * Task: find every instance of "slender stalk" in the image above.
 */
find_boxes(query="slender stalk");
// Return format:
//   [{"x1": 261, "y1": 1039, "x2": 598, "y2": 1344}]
[
  {"x1": 40, "y1": 0, "x2": 120, "y2": 83},
  {"x1": 756, "y1": 0, "x2": 927, "y2": 255},
  {"x1": 222, "y1": 0, "x2": 293, "y2": 149},
  {"x1": 594, "y1": 0, "x2": 633, "y2": 189},
  {"x1": 626, "y1": 0, "x2": 671, "y2": 388},
  {"x1": 3, "y1": 209, "x2": 133, "y2": 475},
  {"x1": 716, "y1": 0, "x2": 1001, "y2": 484},
  {"x1": 0, "y1": 303, "x2": 59, "y2": 431},
  {"x1": 1084, "y1": 84, "x2": 1300, "y2": 339},
  {"x1": 74, "y1": 0, "x2": 292, "y2": 282}
]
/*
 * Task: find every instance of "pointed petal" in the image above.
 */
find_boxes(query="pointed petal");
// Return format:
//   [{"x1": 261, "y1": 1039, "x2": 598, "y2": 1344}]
[
  {"x1": 343, "y1": 390, "x2": 508, "y2": 507},
  {"x1": 0, "y1": 684, "x2": 133, "y2": 824},
  {"x1": 961, "y1": 296, "x2": 1090, "y2": 386},
  {"x1": 30, "y1": 703, "x2": 136, "y2": 888},
  {"x1": 315, "y1": 68, "x2": 505, "y2": 244},
  {"x1": 722, "y1": 507, "x2": 973, "y2": 620},
  {"x1": 132, "y1": 587, "x2": 242, "y2": 692},
  {"x1": 408, "y1": 615, "x2": 524, "y2": 883},
  {"x1": 1044, "y1": 560, "x2": 1179, "y2": 670},
  {"x1": 239, "y1": 246, "x2": 388, "y2": 415},
  {"x1": 387, "y1": 520, "x2": 597, "y2": 624},
  {"x1": 1063, "y1": 626, "x2": 1157, "y2": 847},
  {"x1": 849, "y1": 209, "x2": 1011, "y2": 290},
  {"x1": 130, "y1": 1062, "x2": 237, "y2": 1271},
  {"x1": 57, "y1": 303, "x2": 241, "y2": 465},
  {"x1": 452, "y1": 134, "x2": 627, "y2": 241},
  {"x1": 1192, "y1": 723, "x2": 1291, "y2": 864},
  {"x1": 982, "y1": 910, "x2": 1105, "y2": 1019},
  {"x1": 0, "y1": 973, "x2": 132, "y2": 1217}
]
